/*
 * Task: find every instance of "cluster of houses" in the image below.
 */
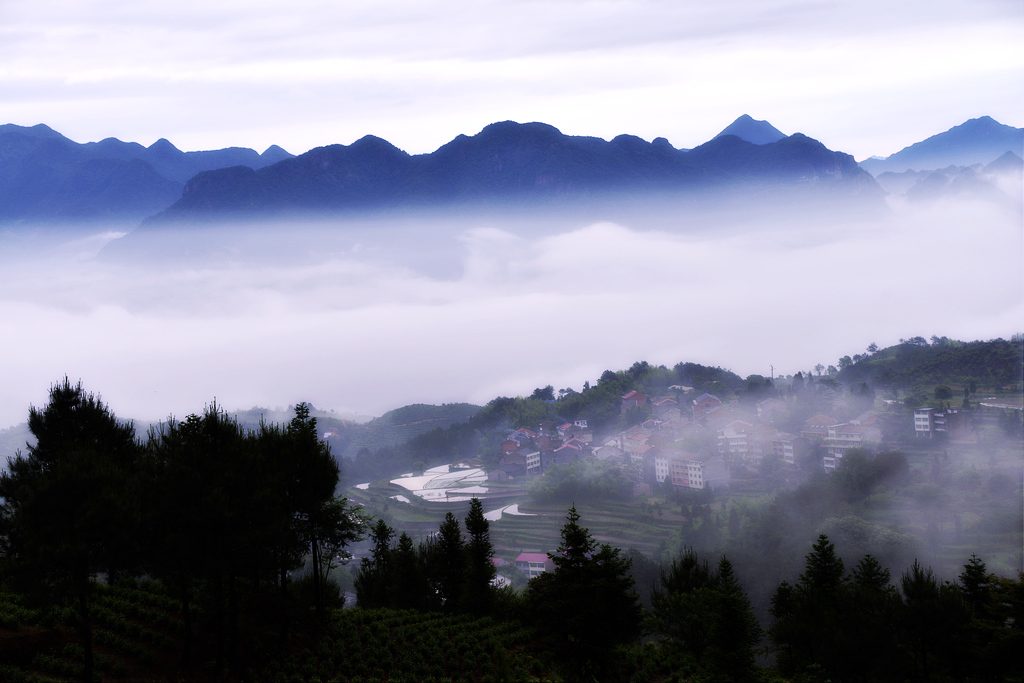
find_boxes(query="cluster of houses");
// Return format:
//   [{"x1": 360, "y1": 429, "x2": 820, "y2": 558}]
[
  {"x1": 495, "y1": 391, "x2": 982, "y2": 576},
  {"x1": 486, "y1": 387, "x2": 964, "y2": 489}
]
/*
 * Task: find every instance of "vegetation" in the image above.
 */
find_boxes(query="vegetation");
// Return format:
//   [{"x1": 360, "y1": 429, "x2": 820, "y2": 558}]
[{"x1": 0, "y1": 337, "x2": 1021, "y2": 681}]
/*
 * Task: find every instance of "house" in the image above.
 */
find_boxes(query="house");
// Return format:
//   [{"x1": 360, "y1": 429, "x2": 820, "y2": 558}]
[
  {"x1": 692, "y1": 393, "x2": 722, "y2": 421},
  {"x1": 719, "y1": 421, "x2": 782, "y2": 467},
  {"x1": 801, "y1": 414, "x2": 838, "y2": 440},
  {"x1": 756, "y1": 397, "x2": 787, "y2": 422},
  {"x1": 717, "y1": 420, "x2": 754, "y2": 459},
  {"x1": 654, "y1": 451, "x2": 671, "y2": 483},
  {"x1": 652, "y1": 397, "x2": 679, "y2": 418},
  {"x1": 537, "y1": 433, "x2": 562, "y2": 452},
  {"x1": 503, "y1": 448, "x2": 541, "y2": 475},
  {"x1": 621, "y1": 390, "x2": 649, "y2": 413},
  {"x1": 824, "y1": 422, "x2": 882, "y2": 460},
  {"x1": 624, "y1": 427, "x2": 652, "y2": 453},
  {"x1": 515, "y1": 552, "x2": 553, "y2": 578},
  {"x1": 487, "y1": 463, "x2": 525, "y2": 481},
  {"x1": 770, "y1": 432, "x2": 798, "y2": 465},
  {"x1": 916, "y1": 407, "x2": 973, "y2": 441},
  {"x1": 703, "y1": 406, "x2": 740, "y2": 430},
  {"x1": 666, "y1": 451, "x2": 728, "y2": 490},
  {"x1": 593, "y1": 444, "x2": 627, "y2": 465}
]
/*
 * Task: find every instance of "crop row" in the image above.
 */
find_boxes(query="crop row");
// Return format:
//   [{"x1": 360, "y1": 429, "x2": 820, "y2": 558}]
[
  {"x1": 255, "y1": 609, "x2": 553, "y2": 682},
  {"x1": 94, "y1": 593, "x2": 183, "y2": 632},
  {"x1": 90, "y1": 603, "x2": 177, "y2": 650}
]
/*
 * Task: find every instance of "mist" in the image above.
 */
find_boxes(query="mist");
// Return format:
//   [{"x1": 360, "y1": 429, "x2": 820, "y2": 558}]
[{"x1": 0, "y1": 193, "x2": 1020, "y2": 429}]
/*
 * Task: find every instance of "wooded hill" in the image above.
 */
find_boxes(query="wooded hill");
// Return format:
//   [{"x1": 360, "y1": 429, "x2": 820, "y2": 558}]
[{"x1": 837, "y1": 336, "x2": 1023, "y2": 390}]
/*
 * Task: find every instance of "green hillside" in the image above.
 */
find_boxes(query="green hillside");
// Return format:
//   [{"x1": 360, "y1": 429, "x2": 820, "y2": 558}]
[{"x1": 837, "y1": 337, "x2": 1023, "y2": 390}]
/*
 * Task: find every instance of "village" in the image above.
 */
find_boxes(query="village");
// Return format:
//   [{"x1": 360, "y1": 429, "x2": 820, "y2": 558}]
[{"x1": 485, "y1": 388, "x2": 976, "y2": 491}]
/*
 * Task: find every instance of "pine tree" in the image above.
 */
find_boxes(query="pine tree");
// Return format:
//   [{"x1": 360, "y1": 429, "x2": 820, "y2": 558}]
[
  {"x1": 462, "y1": 497, "x2": 496, "y2": 614},
  {"x1": 354, "y1": 519, "x2": 394, "y2": 608},
  {"x1": 707, "y1": 557, "x2": 762, "y2": 682},
  {"x1": 432, "y1": 511, "x2": 465, "y2": 614},
  {"x1": 525, "y1": 505, "x2": 642, "y2": 681},
  {"x1": 0, "y1": 379, "x2": 142, "y2": 683}
]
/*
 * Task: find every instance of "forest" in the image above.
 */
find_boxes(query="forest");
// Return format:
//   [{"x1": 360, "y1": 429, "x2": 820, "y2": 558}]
[{"x1": 0, "y1": 334, "x2": 1022, "y2": 682}]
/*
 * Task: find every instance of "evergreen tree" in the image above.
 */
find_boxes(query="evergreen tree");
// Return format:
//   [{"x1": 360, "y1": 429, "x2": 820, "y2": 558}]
[
  {"x1": 0, "y1": 379, "x2": 142, "y2": 683},
  {"x1": 899, "y1": 560, "x2": 970, "y2": 682},
  {"x1": 845, "y1": 555, "x2": 901, "y2": 682},
  {"x1": 462, "y1": 497, "x2": 496, "y2": 615},
  {"x1": 769, "y1": 535, "x2": 848, "y2": 679},
  {"x1": 391, "y1": 532, "x2": 435, "y2": 611},
  {"x1": 524, "y1": 505, "x2": 642, "y2": 681},
  {"x1": 706, "y1": 557, "x2": 762, "y2": 682},
  {"x1": 432, "y1": 511, "x2": 465, "y2": 614},
  {"x1": 354, "y1": 519, "x2": 394, "y2": 608},
  {"x1": 649, "y1": 547, "x2": 718, "y2": 664}
]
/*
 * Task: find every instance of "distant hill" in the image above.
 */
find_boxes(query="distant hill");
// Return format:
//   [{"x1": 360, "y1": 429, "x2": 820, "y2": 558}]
[
  {"x1": 0, "y1": 123, "x2": 292, "y2": 223},
  {"x1": 837, "y1": 338, "x2": 1024, "y2": 390},
  {"x1": 872, "y1": 150, "x2": 1022, "y2": 209},
  {"x1": 860, "y1": 116, "x2": 1023, "y2": 175},
  {"x1": 714, "y1": 114, "x2": 786, "y2": 145},
  {"x1": 323, "y1": 402, "x2": 482, "y2": 461},
  {"x1": 147, "y1": 121, "x2": 880, "y2": 224}
]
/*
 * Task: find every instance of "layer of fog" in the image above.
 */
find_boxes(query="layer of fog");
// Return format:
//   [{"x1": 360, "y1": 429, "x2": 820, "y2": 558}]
[{"x1": 0, "y1": 195, "x2": 1020, "y2": 429}]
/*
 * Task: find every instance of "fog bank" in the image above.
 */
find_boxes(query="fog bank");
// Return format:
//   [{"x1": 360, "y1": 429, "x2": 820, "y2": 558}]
[{"x1": 0, "y1": 197, "x2": 1020, "y2": 428}]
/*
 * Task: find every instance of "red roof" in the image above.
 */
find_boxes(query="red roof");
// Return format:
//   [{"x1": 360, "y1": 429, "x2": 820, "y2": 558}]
[{"x1": 515, "y1": 552, "x2": 549, "y2": 563}]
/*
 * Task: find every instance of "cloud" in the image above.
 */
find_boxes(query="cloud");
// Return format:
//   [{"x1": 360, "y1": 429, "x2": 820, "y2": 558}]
[
  {"x1": 0, "y1": 194, "x2": 1019, "y2": 430},
  {"x1": 0, "y1": 1, "x2": 1020, "y2": 158}
]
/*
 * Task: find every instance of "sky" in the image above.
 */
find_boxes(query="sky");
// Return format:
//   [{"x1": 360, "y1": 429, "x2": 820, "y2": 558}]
[
  {"x1": 1, "y1": 0, "x2": 1022, "y2": 430},
  {"x1": 1, "y1": 0, "x2": 1022, "y2": 160}
]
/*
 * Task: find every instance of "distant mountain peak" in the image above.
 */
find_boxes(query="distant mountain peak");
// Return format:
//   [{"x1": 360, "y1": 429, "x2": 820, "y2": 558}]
[
  {"x1": 860, "y1": 116, "x2": 1024, "y2": 175},
  {"x1": 148, "y1": 138, "x2": 181, "y2": 154},
  {"x1": 714, "y1": 115, "x2": 786, "y2": 145}
]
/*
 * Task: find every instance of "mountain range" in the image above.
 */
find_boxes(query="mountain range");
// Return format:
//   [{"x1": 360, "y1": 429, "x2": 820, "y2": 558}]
[
  {"x1": 0, "y1": 123, "x2": 291, "y2": 223},
  {"x1": 859, "y1": 116, "x2": 1023, "y2": 175},
  {"x1": 1, "y1": 115, "x2": 1019, "y2": 226},
  {"x1": 145, "y1": 120, "x2": 879, "y2": 224}
]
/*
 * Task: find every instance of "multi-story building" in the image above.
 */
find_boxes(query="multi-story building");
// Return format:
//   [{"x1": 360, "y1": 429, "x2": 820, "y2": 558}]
[{"x1": 514, "y1": 552, "x2": 553, "y2": 578}]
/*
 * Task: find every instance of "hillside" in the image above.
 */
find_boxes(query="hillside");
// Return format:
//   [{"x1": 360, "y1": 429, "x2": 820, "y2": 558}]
[
  {"x1": 836, "y1": 337, "x2": 1024, "y2": 390},
  {"x1": 325, "y1": 403, "x2": 482, "y2": 461}
]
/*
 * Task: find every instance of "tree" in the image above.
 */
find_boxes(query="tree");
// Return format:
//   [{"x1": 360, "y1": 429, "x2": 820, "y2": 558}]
[
  {"x1": 524, "y1": 506, "x2": 642, "y2": 681},
  {"x1": 769, "y1": 535, "x2": 848, "y2": 678},
  {"x1": 462, "y1": 498, "x2": 496, "y2": 615},
  {"x1": 934, "y1": 385, "x2": 954, "y2": 401},
  {"x1": 354, "y1": 519, "x2": 395, "y2": 608},
  {"x1": 650, "y1": 548, "x2": 718, "y2": 664},
  {"x1": 650, "y1": 550, "x2": 761, "y2": 681},
  {"x1": 432, "y1": 512, "x2": 465, "y2": 614},
  {"x1": 0, "y1": 379, "x2": 142, "y2": 683},
  {"x1": 530, "y1": 385, "x2": 555, "y2": 401},
  {"x1": 707, "y1": 557, "x2": 762, "y2": 682},
  {"x1": 900, "y1": 560, "x2": 970, "y2": 681},
  {"x1": 304, "y1": 496, "x2": 367, "y2": 620}
]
